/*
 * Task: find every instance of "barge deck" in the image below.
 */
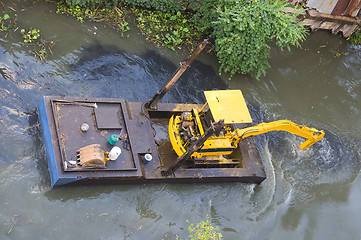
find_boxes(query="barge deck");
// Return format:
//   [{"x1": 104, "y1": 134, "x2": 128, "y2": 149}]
[{"x1": 38, "y1": 96, "x2": 266, "y2": 187}]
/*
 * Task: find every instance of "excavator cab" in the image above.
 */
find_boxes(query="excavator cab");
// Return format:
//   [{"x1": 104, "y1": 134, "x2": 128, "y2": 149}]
[
  {"x1": 168, "y1": 90, "x2": 325, "y2": 167},
  {"x1": 169, "y1": 90, "x2": 254, "y2": 166}
]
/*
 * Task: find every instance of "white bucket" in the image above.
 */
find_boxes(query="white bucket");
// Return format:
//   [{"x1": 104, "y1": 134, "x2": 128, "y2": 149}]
[{"x1": 108, "y1": 147, "x2": 121, "y2": 161}]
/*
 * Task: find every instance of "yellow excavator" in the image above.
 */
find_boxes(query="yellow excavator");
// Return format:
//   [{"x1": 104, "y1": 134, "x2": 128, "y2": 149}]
[
  {"x1": 168, "y1": 90, "x2": 325, "y2": 164},
  {"x1": 143, "y1": 39, "x2": 324, "y2": 176}
]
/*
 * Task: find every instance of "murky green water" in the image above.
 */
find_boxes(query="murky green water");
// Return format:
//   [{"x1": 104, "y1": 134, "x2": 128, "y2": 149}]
[{"x1": 0, "y1": 1, "x2": 360, "y2": 239}]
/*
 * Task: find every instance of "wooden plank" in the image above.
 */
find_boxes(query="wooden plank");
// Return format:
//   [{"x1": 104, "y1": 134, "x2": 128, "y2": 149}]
[
  {"x1": 310, "y1": 20, "x2": 323, "y2": 30},
  {"x1": 307, "y1": 9, "x2": 361, "y2": 25},
  {"x1": 301, "y1": 19, "x2": 318, "y2": 26},
  {"x1": 319, "y1": 21, "x2": 339, "y2": 30},
  {"x1": 342, "y1": 24, "x2": 359, "y2": 37},
  {"x1": 297, "y1": 8, "x2": 361, "y2": 37},
  {"x1": 282, "y1": 6, "x2": 306, "y2": 15},
  {"x1": 331, "y1": 23, "x2": 342, "y2": 34}
]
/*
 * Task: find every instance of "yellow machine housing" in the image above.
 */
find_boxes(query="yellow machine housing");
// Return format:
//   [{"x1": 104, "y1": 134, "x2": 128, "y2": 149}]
[{"x1": 168, "y1": 90, "x2": 325, "y2": 164}]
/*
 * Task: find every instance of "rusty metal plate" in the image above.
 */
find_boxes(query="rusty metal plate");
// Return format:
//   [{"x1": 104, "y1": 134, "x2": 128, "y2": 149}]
[{"x1": 52, "y1": 100, "x2": 136, "y2": 172}]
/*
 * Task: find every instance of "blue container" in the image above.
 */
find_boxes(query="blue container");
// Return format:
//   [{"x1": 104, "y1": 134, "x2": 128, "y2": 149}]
[{"x1": 142, "y1": 154, "x2": 152, "y2": 164}]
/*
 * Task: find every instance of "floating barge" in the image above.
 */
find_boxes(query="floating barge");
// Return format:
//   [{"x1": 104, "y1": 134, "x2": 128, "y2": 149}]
[
  {"x1": 38, "y1": 40, "x2": 324, "y2": 187},
  {"x1": 38, "y1": 95, "x2": 266, "y2": 187}
]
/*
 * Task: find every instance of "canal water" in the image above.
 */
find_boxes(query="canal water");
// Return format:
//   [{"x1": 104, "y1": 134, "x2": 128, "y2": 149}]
[{"x1": 0, "y1": 1, "x2": 360, "y2": 239}]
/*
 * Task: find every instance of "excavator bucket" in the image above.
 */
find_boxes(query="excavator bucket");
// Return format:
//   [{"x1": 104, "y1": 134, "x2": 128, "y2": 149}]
[{"x1": 77, "y1": 144, "x2": 106, "y2": 168}]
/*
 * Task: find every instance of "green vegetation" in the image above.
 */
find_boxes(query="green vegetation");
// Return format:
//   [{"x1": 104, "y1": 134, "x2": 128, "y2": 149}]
[
  {"x1": 56, "y1": 3, "x2": 87, "y2": 22},
  {"x1": 0, "y1": 13, "x2": 10, "y2": 31},
  {"x1": 35, "y1": 40, "x2": 55, "y2": 61},
  {"x1": 187, "y1": 220, "x2": 222, "y2": 240},
  {"x1": 20, "y1": 27, "x2": 55, "y2": 61},
  {"x1": 347, "y1": 29, "x2": 361, "y2": 45},
  {"x1": 63, "y1": 0, "x2": 118, "y2": 8},
  {"x1": 0, "y1": 9, "x2": 54, "y2": 61},
  {"x1": 63, "y1": 0, "x2": 195, "y2": 12},
  {"x1": 21, "y1": 28, "x2": 40, "y2": 43},
  {"x1": 134, "y1": 9, "x2": 200, "y2": 50},
  {"x1": 56, "y1": 0, "x2": 307, "y2": 79},
  {"x1": 207, "y1": 0, "x2": 307, "y2": 79},
  {"x1": 0, "y1": 12, "x2": 18, "y2": 35},
  {"x1": 163, "y1": 220, "x2": 222, "y2": 240},
  {"x1": 56, "y1": 3, "x2": 130, "y2": 35}
]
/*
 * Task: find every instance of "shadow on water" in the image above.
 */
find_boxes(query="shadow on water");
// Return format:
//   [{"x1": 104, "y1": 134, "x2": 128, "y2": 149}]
[
  {"x1": 70, "y1": 43, "x2": 228, "y2": 103},
  {"x1": 44, "y1": 185, "x2": 117, "y2": 202}
]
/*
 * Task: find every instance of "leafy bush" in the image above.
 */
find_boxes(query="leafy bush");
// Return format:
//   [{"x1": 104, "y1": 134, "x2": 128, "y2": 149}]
[{"x1": 196, "y1": 0, "x2": 307, "y2": 79}]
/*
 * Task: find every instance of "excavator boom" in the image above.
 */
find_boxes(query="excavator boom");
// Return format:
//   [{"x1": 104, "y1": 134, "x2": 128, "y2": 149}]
[{"x1": 232, "y1": 120, "x2": 325, "y2": 149}]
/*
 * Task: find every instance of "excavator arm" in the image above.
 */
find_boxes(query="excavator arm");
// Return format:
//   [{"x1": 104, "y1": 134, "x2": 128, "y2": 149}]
[{"x1": 232, "y1": 120, "x2": 325, "y2": 149}]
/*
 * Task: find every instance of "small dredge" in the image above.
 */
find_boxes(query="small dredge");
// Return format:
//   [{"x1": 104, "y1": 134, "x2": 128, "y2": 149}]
[{"x1": 38, "y1": 40, "x2": 325, "y2": 187}]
